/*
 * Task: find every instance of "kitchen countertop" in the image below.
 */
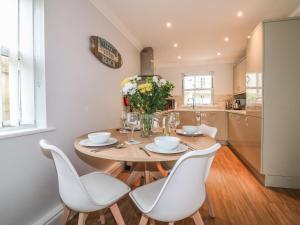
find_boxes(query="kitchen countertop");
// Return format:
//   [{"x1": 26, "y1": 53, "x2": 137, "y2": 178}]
[{"x1": 169, "y1": 108, "x2": 247, "y2": 115}]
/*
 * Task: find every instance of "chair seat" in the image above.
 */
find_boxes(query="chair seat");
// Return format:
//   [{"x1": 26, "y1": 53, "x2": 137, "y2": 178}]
[
  {"x1": 81, "y1": 172, "x2": 130, "y2": 207},
  {"x1": 129, "y1": 178, "x2": 167, "y2": 213}
]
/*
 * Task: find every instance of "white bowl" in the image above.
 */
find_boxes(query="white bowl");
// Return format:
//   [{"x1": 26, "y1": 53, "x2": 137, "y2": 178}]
[
  {"x1": 88, "y1": 132, "x2": 111, "y2": 144},
  {"x1": 154, "y1": 136, "x2": 180, "y2": 151},
  {"x1": 182, "y1": 125, "x2": 198, "y2": 134}
]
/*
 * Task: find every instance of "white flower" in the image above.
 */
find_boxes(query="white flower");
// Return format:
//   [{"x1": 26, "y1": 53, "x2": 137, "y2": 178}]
[
  {"x1": 130, "y1": 75, "x2": 141, "y2": 81},
  {"x1": 160, "y1": 79, "x2": 167, "y2": 85},
  {"x1": 152, "y1": 76, "x2": 159, "y2": 84},
  {"x1": 122, "y1": 82, "x2": 137, "y2": 95},
  {"x1": 128, "y1": 76, "x2": 135, "y2": 81}
]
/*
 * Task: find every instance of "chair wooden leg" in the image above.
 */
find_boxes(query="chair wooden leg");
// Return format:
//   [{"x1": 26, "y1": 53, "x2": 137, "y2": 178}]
[
  {"x1": 149, "y1": 218, "x2": 155, "y2": 225},
  {"x1": 139, "y1": 214, "x2": 149, "y2": 225},
  {"x1": 133, "y1": 176, "x2": 142, "y2": 187},
  {"x1": 150, "y1": 171, "x2": 163, "y2": 180},
  {"x1": 110, "y1": 203, "x2": 126, "y2": 225},
  {"x1": 192, "y1": 211, "x2": 204, "y2": 225},
  {"x1": 126, "y1": 171, "x2": 143, "y2": 186},
  {"x1": 99, "y1": 210, "x2": 106, "y2": 224},
  {"x1": 206, "y1": 191, "x2": 215, "y2": 218},
  {"x1": 156, "y1": 162, "x2": 169, "y2": 177},
  {"x1": 78, "y1": 213, "x2": 88, "y2": 225},
  {"x1": 60, "y1": 206, "x2": 70, "y2": 225}
]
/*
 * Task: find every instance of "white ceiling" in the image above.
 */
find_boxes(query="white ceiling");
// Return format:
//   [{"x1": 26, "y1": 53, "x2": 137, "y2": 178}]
[{"x1": 90, "y1": 0, "x2": 300, "y2": 66}]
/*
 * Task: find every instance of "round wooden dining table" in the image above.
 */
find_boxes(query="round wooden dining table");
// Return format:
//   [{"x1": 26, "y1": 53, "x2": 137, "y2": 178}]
[{"x1": 74, "y1": 129, "x2": 216, "y2": 184}]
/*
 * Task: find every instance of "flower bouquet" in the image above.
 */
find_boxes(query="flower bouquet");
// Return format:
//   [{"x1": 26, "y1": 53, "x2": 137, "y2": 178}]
[{"x1": 121, "y1": 75, "x2": 174, "y2": 137}]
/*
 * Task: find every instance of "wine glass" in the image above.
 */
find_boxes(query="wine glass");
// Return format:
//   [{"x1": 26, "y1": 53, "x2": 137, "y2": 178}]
[
  {"x1": 126, "y1": 112, "x2": 140, "y2": 144},
  {"x1": 195, "y1": 111, "x2": 201, "y2": 126}
]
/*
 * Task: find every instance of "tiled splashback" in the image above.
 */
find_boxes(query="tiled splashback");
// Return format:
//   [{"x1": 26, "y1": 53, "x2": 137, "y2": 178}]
[{"x1": 172, "y1": 94, "x2": 233, "y2": 109}]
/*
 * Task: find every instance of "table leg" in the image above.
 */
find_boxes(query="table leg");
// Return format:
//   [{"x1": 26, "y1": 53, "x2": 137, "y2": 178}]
[{"x1": 144, "y1": 163, "x2": 151, "y2": 184}]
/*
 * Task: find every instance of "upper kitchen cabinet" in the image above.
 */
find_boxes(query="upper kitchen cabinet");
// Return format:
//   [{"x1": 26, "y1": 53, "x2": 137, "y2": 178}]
[
  {"x1": 233, "y1": 58, "x2": 246, "y2": 95},
  {"x1": 246, "y1": 24, "x2": 263, "y2": 74},
  {"x1": 246, "y1": 24, "x2": 263, "y2": 116}
]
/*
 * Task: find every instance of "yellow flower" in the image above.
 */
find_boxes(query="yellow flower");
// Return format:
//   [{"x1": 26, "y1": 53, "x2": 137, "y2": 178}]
[
  {"x1": 138, "y1": 83, "x2": 152, "y2": 93},
  {"x1": 121, "y1": 78, "x2": 130, "y2": 87}
]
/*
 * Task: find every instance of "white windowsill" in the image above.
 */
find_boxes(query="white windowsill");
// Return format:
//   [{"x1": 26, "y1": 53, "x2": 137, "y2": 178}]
[{"x1": 0, "y1": 127, "x2": 56, "y2": 140}]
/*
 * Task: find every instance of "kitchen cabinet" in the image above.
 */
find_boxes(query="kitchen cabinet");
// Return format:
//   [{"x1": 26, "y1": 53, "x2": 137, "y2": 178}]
[
  {"x1": 176, "y1": 111, "x2": 227, "y2": 141},
  {"x1": 233, "y1": 58, "x2": 246, "y2": 94},
  {"x1": 242, "y1": 18, "x2": 300, "y2": 188},
  {"x1": 200, "y1": 112, "x2": 227, "y2": 141},
  {"x1": 228, "y1": 113, "x2": 261, "y2": 172},
  {"x1": 177, "y1": 111, "x2": 197, "y2": 128}
]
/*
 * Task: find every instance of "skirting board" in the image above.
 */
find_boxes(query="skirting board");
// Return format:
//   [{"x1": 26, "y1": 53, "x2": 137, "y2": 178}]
[
  {"x1": 265, "y1": 175, "x2": 300, "y2": 189},
  {"x1": 33, "y1": 161, "x2": 124, "y2": 225},
  {"x1": 32, "y1": 204, "x2": 64, "y2": 225}
]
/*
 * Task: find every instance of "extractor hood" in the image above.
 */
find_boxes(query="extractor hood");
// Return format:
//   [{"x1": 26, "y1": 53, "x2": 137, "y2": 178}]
[{"x1": 140, "y1": 47, "x2": 160, "y2": 77}]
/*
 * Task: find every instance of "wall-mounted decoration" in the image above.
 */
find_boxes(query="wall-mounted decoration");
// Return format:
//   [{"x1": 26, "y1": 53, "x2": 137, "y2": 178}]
[{"x1": 90, "y1": 36, "x2": 122, "y2": 69}]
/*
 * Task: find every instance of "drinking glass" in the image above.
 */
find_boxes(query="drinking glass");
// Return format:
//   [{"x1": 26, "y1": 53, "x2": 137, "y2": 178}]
[
  {"x1": 174, "y1": 112, "x2": 180, "y2": 129},
  {"x1": 126, "y1": 112, "x2": 140, "y2": 144},
  {"x1": 195, "y1": 111, "x2": 201, "y2": 125},
  {"x1": 169, "y1": 112, "x2": 180, "y2": 134},
  {"x1": 120, "y1": 111, "x2": 127, "y2": 131}
]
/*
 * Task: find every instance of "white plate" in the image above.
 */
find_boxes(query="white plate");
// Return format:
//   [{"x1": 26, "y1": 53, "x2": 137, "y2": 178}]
[
  {"x1": 145, "y1": 143, "x2": 188, "y2": 154},
  {"x1": 176, "y1": 129, "x2": 203, "y2": 137},
  {"x1": 79, "y1": 138, "x2": 118, "y2": 147}
]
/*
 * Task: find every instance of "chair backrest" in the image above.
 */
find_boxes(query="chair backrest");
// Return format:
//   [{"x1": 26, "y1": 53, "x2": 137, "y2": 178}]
[
  {"x1": 198, "y1": 124, "x2": 218, "y2": 180},
  {"x1": 198, "y1": 124, "x2": 218, "y2": 139},
  {"x1": 146, "y1": 143, "x2": 221, "y2": 222},
  {"x1": 40, "y1": 140, "x2": 97, "y2": 211}
]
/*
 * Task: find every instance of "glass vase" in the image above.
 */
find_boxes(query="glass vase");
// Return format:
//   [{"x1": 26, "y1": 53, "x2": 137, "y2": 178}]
[{"x1": 140, "y1": 113, "x2": 154, "y2": 137}]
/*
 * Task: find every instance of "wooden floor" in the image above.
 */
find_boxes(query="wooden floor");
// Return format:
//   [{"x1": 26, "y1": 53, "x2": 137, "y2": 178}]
[{"x1": 68, "y1": 146, "x2": 300, "y2": 225}]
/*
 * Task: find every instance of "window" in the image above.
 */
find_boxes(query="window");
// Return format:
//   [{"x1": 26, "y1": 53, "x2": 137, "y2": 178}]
[
  {"x1": 0, "y1": 0, "x2": 44, "y2": 131},
  {"x1": 183, "y1": 73, "x2": 214, "y2": 106},
  {"x1": 246, "y1": 73, "x2": 262, "y2": 106}
]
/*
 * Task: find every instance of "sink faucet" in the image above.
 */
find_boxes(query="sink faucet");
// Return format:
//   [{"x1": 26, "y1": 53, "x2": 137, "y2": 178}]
[{"x1": 188, "y1": 97, "x2": 195, "y2": 110}]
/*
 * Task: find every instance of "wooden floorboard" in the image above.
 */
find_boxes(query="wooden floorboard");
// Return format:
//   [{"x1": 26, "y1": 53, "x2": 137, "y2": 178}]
[{"x1": 68, "y1": 146, "x2": 300, "y2": 225}]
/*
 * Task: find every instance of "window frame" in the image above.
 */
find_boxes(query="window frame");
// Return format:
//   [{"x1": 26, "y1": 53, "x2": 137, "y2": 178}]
[
  {"x1": 0, "y1": 0, "x2": 46, "y2": 134},
  {"x1": 182, "y1": 72, "x2": 214, "y2": 106}
]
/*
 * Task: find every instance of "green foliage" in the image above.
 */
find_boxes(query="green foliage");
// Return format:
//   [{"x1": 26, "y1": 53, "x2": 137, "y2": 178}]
[{"x1": 126, "y1": 77, "x2": 174, "y2": 114}]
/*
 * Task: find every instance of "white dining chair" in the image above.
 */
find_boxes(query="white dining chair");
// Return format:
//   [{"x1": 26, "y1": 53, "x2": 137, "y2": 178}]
[
  {"x1": 130, "y1": 143, "x2": 221, "y2": 225},
  {"x1": 162, "y1": 124, "x2": 218, "y2": 217},
  {"x1": 40, "y1": 139, "x2": 130, "y2": 225},
  {"x1": 198, "y1": 124, "x2": 218, "y2": 218},
  {"x1": 197, "y1": 124, "x2": 218, "y2": 139}
]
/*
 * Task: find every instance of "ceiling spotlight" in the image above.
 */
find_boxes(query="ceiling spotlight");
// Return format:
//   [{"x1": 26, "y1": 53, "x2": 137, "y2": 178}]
[
  {"x1": 247, "y1": 35, "x2": 251, "y2": 39},
  {"x1": 173, "y1": 43, "x2": 178, "y2": 48},
  {"x1": 217, "y1": 52, "x2": 221, "y2": 56},
  {"x1": 166, "y1": 22, "x2": 172, "y2": 28},
  {"x1": 237, "y1": 11, "x2": 243, "y2": 17},
  {"x1": 224, "y1": 37, "x2": 229, "y2": 42},
  {"x1": 177, "y1": 55, "x2": 182, "y2": 59}
]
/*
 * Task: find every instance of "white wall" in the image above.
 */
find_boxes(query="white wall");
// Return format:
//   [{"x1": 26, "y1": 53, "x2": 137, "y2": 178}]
[
  {"x1": 0, "y1": 0, "x2": 140, "y2": 225},
  {"x1": 156, "y1": 63, "x2": 233, "y2": 101}
]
